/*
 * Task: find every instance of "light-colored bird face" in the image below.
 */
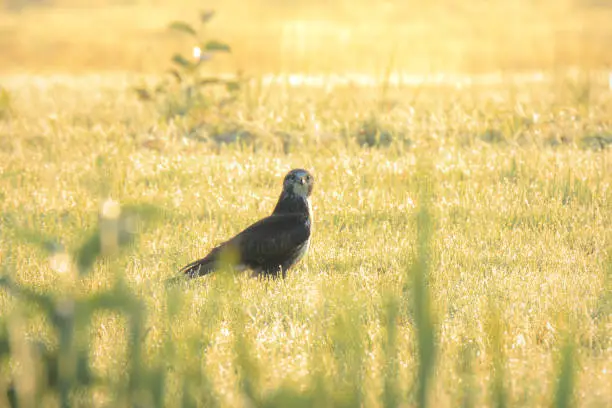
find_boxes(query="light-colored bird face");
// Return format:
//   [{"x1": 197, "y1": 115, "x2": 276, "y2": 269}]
[{"x1": 283, "y1": 169, "x2": 314, "y2": 198}]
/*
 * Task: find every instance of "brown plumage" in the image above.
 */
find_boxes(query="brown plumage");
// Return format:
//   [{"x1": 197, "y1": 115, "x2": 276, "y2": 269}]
[{"x1": 172, "y1": 169, "x2": 314, "y2": 282}]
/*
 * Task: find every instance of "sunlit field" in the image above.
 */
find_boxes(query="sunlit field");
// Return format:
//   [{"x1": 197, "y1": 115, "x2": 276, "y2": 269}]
[
  {"x1": 1, "y1": 0, "x2": 612, "y2": 73},
  {"x1": 1, "y1": 0, "x2": 611, "y2": 407}
]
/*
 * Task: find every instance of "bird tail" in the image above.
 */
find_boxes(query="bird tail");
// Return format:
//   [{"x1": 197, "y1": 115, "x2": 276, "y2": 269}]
[
  {"x1": 165, "y1": 243, "x2": 242, "y2": 285},
  {"x1": 180, "y1": 257, "x2": 217, "y2": 278},
  {"x1": 164, "y1": 256, "x2": 217, "y2": 286}
]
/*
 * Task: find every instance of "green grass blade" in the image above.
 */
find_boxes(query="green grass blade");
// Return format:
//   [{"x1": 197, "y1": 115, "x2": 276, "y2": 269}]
[
  {"x1": 410, "y1": 170, "x2": 437, "y2": 408},
  {"x1": 382, "y1": 295, "x2": 399, "y2": 408},
  {"x1": 553, "y1": 339, "x2": 576, "y2": 408}
]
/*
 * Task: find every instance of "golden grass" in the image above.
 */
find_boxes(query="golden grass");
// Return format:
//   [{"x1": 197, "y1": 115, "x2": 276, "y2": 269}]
[
  {"x1": 1, "y1": 0, "x2": 612, "y2": 74},
  {"x1": 0, "y1": 3, "x2": 611, "y2": 406},
  {"x1": 0, "y1": 69, "x2": 610, "y2": 406}
]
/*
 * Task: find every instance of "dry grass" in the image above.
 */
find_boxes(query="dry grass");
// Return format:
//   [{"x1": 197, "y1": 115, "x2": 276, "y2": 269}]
[
  {"x1": 0, "y1": 69, "x2": 610, "y2": 406},
  {"x1": 0, "y1": 1, "x2": 611, "y2": 406},
  {"x1": 1, "y1": 0, "x2": 612, "y2": 74}
]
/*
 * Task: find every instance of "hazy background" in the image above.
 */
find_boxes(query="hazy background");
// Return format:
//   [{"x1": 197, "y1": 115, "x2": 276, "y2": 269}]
[{"x1": 1, "y1": 0, "x2": 611, "y2": 75}]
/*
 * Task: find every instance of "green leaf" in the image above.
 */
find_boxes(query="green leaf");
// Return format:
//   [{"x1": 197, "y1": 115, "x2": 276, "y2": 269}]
[
  {"x1": 225, "y1": 81, "x2": 240, "y2": 93},
  {"x1": 133, "y1": 87, "x2": 152, "y2": 101},
  {"x1": 167, "y1": 69, "x2": 182, "y2": 83},
  {"x1": 172, "y1": 54, "x2": 195, "y2": 69},
  {"x1": 74, "y1": 230, "x2": 101, "y2": 276},
  {"x1": 0, "y1": 276, "x2": 56, "y2": 316},
  {"x1": 12, "y1": 227, "x2": 63, "y2": 254},
  {"x1": 168, "y1": 21, "x2": 197, "y2": 36},
  {"x1": 197, "y1": 78, "x2": 222, "y2": 86},
  {"x1": 200, "y1": 10, "x2": 215, "y2": 23},
  {"x1": 204, "y1": 40, "x2": 231, "y2": 53}
]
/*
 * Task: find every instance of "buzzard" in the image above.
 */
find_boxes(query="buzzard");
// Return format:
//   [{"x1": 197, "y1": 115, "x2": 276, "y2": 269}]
[{"x1": 177, "y1": 168, "x2": 314, "y2": 280}]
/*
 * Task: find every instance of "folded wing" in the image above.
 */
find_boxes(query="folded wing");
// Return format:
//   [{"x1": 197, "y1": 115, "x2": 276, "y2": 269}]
[{"x1": 180, "y1": 213, "x2": 310, "y2": 278}]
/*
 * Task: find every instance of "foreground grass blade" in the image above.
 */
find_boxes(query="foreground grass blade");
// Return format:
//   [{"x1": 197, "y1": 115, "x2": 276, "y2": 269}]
[
  {"x1": 383, "y1": 295, "x2": 399, "y2": 408},
  {"x1": 75, "y1": 202, "x2": 163, "y2": 275},
  {"x1": 487, "y1": 300, "x2": 508, "y2": 408},
  {"x1": 10, "y1": 227, "x2": 63, "y2": 254},
  {"x1": 411, "y1": 171, "x2": 437, "y2": 408},
  {"x1": 74, "y1": 230, "x2": 102, "y2": 275},
  {"x1": 553, "y1": 338, "x2": 576, "y2": 408}
]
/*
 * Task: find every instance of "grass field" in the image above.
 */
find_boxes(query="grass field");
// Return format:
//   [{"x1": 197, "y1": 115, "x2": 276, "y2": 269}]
[
  {"x1": 0, "y1": 1, "x2": 612, "y2": 407},
  {"x1": 0, "y1": 70, "x2": 610, "y2": 407},
  {"x1": 1, "y1": 0, "x2": 612, "y2": 73}
]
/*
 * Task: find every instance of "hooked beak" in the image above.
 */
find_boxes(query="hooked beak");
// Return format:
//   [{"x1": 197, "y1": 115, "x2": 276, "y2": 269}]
[{"x1": 299, "y1": 177, "x2": 306, "y2": 185}]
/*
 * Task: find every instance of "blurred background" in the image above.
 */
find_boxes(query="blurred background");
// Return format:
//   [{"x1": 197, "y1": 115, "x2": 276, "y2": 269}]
[{"x1": 0, "y1": 0, "x2": 611, "y2": 75}]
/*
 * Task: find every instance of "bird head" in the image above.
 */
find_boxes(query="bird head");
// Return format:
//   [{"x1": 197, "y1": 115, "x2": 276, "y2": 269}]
[{"x1": 283, "y1": 169, "x2": 314, "y2": 198}]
